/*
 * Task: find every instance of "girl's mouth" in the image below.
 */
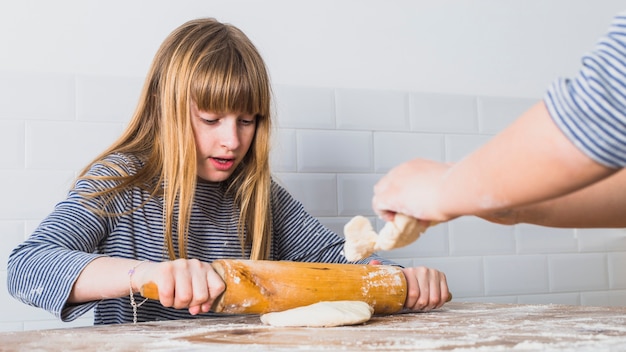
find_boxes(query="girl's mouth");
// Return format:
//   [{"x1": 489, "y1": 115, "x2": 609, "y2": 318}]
[{"x1": 210, "y1": 157, "x2": 235, "y2": 171}]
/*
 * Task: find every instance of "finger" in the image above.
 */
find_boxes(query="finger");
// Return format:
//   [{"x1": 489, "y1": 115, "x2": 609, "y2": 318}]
[
  {"x1": 173, "y1": 270, "x2": 193, "y2": 310},
  {"x1": 156, "y1": 262, "x2": 178, "y2": 308},
  {"x1": 207, "y1": 268, "x2": 226, "y2": 302},
  {"x1": 369, "y1": 259, "x2": 382, "y2": 265},
  {"x1": 437, "y1": 273, "x2": 451, "y2": 309},
  {"x1": 425, "y1": 270, "x2": 442, "y2": 310},
  {"x1": 415, "y1": 268, "x2": 432, "y2": 310},
  {"x1": 402, "y1": 268, "x2": 420, "y2": 310}
]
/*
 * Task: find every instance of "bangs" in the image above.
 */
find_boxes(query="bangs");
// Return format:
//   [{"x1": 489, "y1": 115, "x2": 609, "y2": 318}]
[{"x1": 190, "y1": 47, "x2": 269, "y2": 117}]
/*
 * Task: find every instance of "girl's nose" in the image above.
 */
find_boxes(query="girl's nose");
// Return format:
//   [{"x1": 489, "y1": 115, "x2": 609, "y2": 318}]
[{"x1": 219, "y1": 118, "x2": 240, "y2": 150}]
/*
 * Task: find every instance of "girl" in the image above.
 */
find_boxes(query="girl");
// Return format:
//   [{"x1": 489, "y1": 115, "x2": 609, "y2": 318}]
[{"x1": 8, "y1": 18, "x2": 449, "y2": 325}]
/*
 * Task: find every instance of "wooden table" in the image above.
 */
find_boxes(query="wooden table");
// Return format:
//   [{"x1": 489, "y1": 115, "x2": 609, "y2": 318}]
[{"x1": 2, "y1": 302, "x2": 626, "y2": 351}]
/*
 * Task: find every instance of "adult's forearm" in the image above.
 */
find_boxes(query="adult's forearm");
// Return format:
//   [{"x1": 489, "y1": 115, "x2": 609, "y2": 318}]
[{"x1": 438, "y1": 101, "x2": 615, "y2": 219}]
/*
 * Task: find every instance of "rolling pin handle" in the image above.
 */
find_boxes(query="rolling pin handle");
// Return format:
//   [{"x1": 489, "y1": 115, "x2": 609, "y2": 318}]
[{"x1": 140, "y1": 281, "x2": 159, "y2": 300}]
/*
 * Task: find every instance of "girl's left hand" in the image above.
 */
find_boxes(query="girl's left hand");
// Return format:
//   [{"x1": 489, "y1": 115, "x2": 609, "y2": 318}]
[{"x1": 401, "y1": 266, "x2": 450, "y2": 311}]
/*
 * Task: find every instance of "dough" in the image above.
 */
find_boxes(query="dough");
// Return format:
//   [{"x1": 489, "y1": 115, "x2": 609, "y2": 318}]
[
  {"x1": 343, "y1": 214, "x2": 430, "y2": 261},
  {"x1": 260, "y1": 301, "x2": 374, "y2": 327}
]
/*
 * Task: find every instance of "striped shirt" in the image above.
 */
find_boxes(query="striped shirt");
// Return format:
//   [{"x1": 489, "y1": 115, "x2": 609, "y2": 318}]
[
  {"x1": 7, "y1": 153, "x2": 395, "y2": 324},
  {"x1": 545, "y1": 12, "x2": 626, "y2": 168}
]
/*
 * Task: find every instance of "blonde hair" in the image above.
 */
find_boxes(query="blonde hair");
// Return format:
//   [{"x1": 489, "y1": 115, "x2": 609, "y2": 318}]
[{"x1": 77, "y1": 18, "x2": 272, "y2": 260}]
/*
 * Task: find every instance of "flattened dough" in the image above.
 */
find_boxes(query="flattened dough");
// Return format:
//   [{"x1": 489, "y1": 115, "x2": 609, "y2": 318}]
[
  {"x1": 343, "y1": 214, "x2": 430, "y2": 261},
  {"x1": 260, "y1": 301, "x2": 374, "y2": 327}
]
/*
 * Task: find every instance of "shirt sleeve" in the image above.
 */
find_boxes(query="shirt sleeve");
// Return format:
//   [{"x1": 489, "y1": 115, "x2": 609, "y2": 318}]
[
  {"x1": 269, "y1": 180, "x2": 398, "y2": 266},
  {"x1": 544, "y1": 11, "x2": 626, "y2": 168},
  {"x1": 6, "y1": 154, "x2": 134, "y2": 322}
]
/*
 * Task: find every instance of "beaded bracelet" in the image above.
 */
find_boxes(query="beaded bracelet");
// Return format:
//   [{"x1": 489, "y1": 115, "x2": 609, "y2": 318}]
[{"x1": 128, "y1": 261, "x2": 149, "y2": 324}]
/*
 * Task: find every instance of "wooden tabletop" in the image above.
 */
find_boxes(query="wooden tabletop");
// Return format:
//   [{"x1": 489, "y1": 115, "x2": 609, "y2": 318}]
[{"x1": 3, "y1": 302, "x2": 626, "y2": 351}]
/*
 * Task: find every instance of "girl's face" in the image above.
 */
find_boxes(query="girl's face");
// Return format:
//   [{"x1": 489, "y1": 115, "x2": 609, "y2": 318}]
[{"x1": 190, "y1": 102, "x2": 257, "y2": 182}]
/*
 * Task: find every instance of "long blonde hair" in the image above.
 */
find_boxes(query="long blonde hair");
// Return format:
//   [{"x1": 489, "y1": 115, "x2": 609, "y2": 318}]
[{"x1": 77, "y1": 18, "x2": 272, "y2": 260}]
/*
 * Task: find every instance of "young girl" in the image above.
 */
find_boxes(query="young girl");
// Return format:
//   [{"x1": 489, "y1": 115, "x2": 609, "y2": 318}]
[{"x1": 8, "y1": 18, "x2": 449, "y2": 325}]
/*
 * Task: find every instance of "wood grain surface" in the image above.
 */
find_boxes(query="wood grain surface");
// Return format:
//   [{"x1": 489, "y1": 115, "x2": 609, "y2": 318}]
[{"x1": 3, "y1": 302, "x2": 626, "y2": 351}]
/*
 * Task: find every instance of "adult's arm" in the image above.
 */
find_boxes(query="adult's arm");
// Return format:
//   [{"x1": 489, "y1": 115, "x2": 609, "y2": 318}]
[
  {"x1": 480, "y1": 167, "x2": 626, "y2": 228},
  {"x1": 372, "y1": 101, "x2": 617, "y2": 222}
]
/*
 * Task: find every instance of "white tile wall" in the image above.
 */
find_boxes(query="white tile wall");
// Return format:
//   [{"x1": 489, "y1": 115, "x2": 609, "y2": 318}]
[
  {"x1": 75, "y1": 75, "x2": 142, "y2": 122},
  {"x1": 296, "y1": 130, "x2": 372, "y2": 173},
  {"x1": 410, "y1": 92, "x2": 478, "y2": 133},
  {"x1": 2, "y1": 75, "x2": 626, "y2": 333},
  {"x1": 0, "y1": 120, "x2": 24, "y2": 168},
  {"x1": 335, "y1": 88, "x2": 409, "y2": 131},
  {"x1": 477, "y1": 96, "x2": 537, "y2": 134},
  {"x1": 516, "y1": 224, "x2": 578, "y2": 254},
  {"x1": 484, "y1": 255, "x2": 549, "y2": 295},
  {"x1": 26, "y1": 121, "x2": 123, "y2": 170},
  {"x1": 273, "y1": 85, "x2": 335, "y2": 129},
  {"x1": 549, "y1": 253, "x2": 608, "y2": 292},
  {"x1": 373, "y1": 132, "x2": 445, "y2": 172},
  {"x1": 0, "y1": 72, "x2": 75, "y2": 121}
]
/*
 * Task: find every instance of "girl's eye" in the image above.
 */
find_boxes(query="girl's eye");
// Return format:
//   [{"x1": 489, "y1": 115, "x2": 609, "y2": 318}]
[
  {"x1": 202, "y1": 118, "x2": 218, "y2": 125},
  {"x1": 239, "y1": 117, "x2": 256, "y2": 126}
]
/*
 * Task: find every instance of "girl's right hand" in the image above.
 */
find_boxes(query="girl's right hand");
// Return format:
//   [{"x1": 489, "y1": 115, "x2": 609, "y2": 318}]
[{"x1": 133, "y1": 258, "x2": 225, "y2": 315}]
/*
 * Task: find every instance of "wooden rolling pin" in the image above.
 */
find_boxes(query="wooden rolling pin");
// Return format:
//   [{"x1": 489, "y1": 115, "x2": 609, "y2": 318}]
[{"x1": 140, "y1": 259, "x2": 410, "y2": 315}]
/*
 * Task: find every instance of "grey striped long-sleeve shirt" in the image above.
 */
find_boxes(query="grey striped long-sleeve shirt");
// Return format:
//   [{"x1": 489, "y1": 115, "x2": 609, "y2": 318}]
[
  {"x1": 545, "y1": 11, "x2": 626, "y2": 168},
  {"x1": 7, "y1": 152, "x2": 395, "y2": 324}
]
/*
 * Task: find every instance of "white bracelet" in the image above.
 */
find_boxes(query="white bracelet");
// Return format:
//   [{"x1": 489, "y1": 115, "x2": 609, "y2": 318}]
[{"x1": 128, "y1": 261, "x2": 149, "y2": 324}]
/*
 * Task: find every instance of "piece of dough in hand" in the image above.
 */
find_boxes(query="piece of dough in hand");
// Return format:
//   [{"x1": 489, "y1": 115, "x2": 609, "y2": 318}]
[
  {"x1": 260, "y1": 301, "x2": 374, "y2": 327},
  {"x1": 342, "y1": 216, "x2": 379, "y2": 262},
  {"x1": 343, "y1": 214, "x2": 430, "y2": 261}
]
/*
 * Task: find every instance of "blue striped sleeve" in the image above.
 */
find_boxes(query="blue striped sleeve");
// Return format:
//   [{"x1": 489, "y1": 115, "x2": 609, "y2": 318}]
[{"x1": 544, "y1": 12, "x2": 626, "y2": 168}]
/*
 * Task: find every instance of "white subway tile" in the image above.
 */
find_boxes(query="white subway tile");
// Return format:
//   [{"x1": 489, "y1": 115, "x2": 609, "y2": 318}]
[
  {"x1": 373, "y1": 132, "x2": 445, "y2": 173},
  {"x1": 23, "y1": 314, "x2": 93, "y2": 331},
  {"x1": 337, "y1": 174, "x2": 379, "y2": 216},
  {"x1": 274, "y1": 173, "x2": 337, "y2": 217},
  {"x1": 581, "y1": 290, "x2": 626, "y2": 307},
  {"x1": 484, "y1": 255, "x2": 549, "y2": 295},
  {"x1": 608, "y1": 252, "x2": 626, "y2": 289},
  {"x1": 449, "y1": 217, "x2": 516, "y2": 256},
  {"x1": 517, "y1": 292, "x2": 580, "y2": 305},
  {"x1": 378, "y1": 220, "x2": 449, "y2": 258},
  {"x1": 477, "y1": 96, "x2": 536, "y2": 134},
  {"x1": 516, "y1": 224, "x2": 578, "y2": 254},
  {"x1": 410, "y1": 256, "x2": 484, "y2": 298},
  {"x1": 75, "y1": 75, "x2": 142, "y2": 123},
  {"x1": 0, "y1": 72, "x2": 74, "y2": 120},
  {"x1": 457, "y1": 296, "x2": 518, "y2": 304},
  {"x1": 273, "y1": 85, "x2": 335, "y2": 129},
  {"x1": 270, "y1": 128, "x2": 297, "y2": 172},
  {"x1": 335, "y1": 88, "x2": 408, "y2": 131},
  {"x1": 445, "y1": 134, "x2": 492, "y2": 163},
  {"x1": 0, "y1": 221, "x2": 24, "y2": 271},
  {"x1": 297, "y1": 130, "x2": 372, "y2": 173},
  {"x1": 549, "y1": 253, "x2": 608, "y2": 292},
  {"x1": 0, "y1": 321, "x2": 23, "y2": 332},
  {"x1": 26, "y1": 121, "x2": 122, "y2": 170},
  {"x1": 25, "y1": 220, "x2": 41, "y2": 240},
  {"x1": 0, "y1": 121, "x2": 25, "y2": 169},
  {"x1": 409, "y1": 92, "x2": 478, "y2": 133},
  {"x1": 317, "y1": 217, "x2": 354, "y2": 237},
  {"x1": 577, "y1": 228, "x2": 626, "y2": 252},
  {"x1": 0, "y1": 170, "x2": 74, "y2": 220}
]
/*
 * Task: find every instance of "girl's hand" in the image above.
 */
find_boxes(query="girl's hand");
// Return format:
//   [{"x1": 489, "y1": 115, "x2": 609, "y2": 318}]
[
  {"x1": 401, "y1": 266, "x2": 450, "y2": 311},
  {"x1": 133, "y1": 258, "x2": 225, "y2": 315}
]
